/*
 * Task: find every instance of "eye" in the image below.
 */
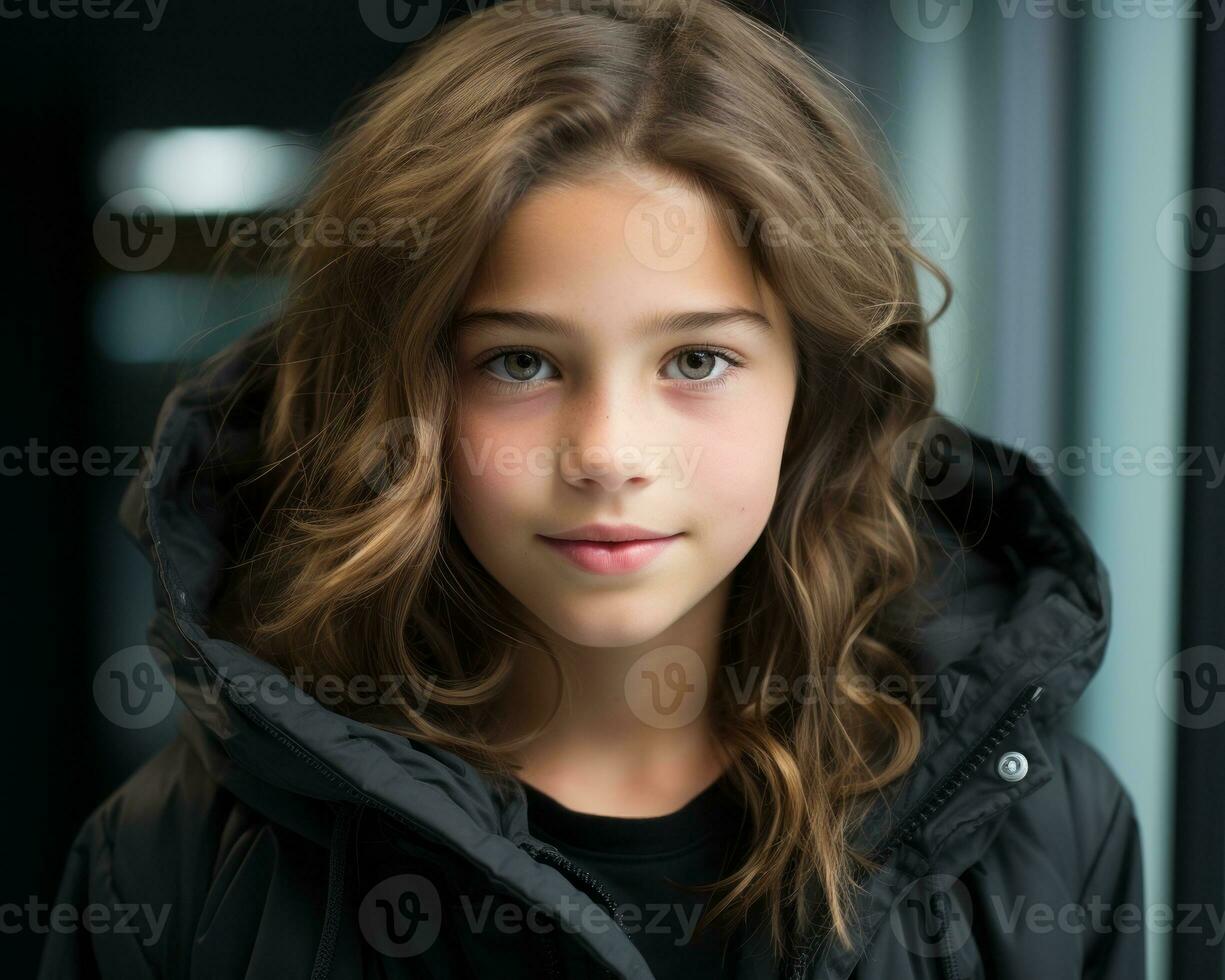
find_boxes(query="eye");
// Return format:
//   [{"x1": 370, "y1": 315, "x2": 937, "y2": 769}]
[
  {"x1": 480, "y1": 349, "x2": 559, "y2": 386},
  {"x1": 662, "y1": 347, "x2": 742, "y2": 384}
]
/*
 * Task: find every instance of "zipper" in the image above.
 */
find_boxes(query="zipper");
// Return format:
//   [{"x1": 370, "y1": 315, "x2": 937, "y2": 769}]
[
  {"x1": 786, "y1": 681, "x2": 1045, "y2": 980},
  {"x1": 519, "y1": 841, "x2": 625, "y2": 980},
  {"x1": 936, "y1": 888, "x2": 961, "y2": 980},
  {"x1": 520, "y1": 842, "x2": 625, "y2": 931},
  {"x1": 310, "y1": 804, "x2": 354, "y2": 980},
  {"x1": 871, "y1": 682, "x2": 1045, "y2": 865}
]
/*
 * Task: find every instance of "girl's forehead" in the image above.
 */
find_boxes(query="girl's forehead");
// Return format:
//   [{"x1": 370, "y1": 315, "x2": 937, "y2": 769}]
[
  {"x1": 458, "y1": 179, "x2": 775, "y2": 332},
  {"x1": 475, "y1": 166, "x2": 735, "y2": 259}
]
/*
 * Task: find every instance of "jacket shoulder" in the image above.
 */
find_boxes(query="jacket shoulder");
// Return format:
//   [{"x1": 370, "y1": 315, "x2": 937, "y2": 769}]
[{"x1": 100, "y1": 730, "x2": 235, "y2": 871}]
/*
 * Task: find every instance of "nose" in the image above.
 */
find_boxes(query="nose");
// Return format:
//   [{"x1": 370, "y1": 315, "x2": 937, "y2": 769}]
[{"x1": 559, "y1": 378, "x2": 660, "y2": 494}]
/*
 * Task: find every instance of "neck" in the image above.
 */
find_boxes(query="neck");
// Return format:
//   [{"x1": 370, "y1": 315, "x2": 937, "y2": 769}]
[{"x1": 493, "y1": 576, "x2": 733, "y2": 817}]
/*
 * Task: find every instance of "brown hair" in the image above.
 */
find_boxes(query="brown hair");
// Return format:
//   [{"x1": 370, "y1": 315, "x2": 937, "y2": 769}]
[{"x1": 206, "y1": 0, "x2": 952, "y2": 961}]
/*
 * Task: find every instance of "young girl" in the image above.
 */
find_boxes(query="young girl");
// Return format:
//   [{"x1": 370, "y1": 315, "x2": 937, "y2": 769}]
[{"x1": 43, "y1": 1, "x2": 1144, "y2": 977}]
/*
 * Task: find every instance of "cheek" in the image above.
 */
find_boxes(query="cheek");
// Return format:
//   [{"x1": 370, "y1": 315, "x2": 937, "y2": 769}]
[
  {"x1": 680, "y1": 395, "x2": 790, "y2": 552},
  {"x1": 447, "y1": 408, "x2": 548, "y2": 538}
]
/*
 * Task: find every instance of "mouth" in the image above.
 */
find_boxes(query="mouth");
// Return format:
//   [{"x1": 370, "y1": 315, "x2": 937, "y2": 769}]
[{"x1": 536, "y1": 531, "x2": 684, "y2": 575}]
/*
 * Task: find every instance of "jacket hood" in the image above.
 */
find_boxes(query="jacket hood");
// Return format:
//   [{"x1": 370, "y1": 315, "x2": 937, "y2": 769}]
[{"x1": 118, "y1": 329, "x2": 1112, "y2": 980}]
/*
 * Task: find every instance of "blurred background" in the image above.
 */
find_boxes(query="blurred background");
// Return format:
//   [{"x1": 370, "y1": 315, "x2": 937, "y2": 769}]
[{"x1": 1, "y1": 1, "x2": 1221, "y2": 977}]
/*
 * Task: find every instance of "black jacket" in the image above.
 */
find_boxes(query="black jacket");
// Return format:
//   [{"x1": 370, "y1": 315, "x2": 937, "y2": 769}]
[{"x1": 38, "y1": 337, "x2": 1145, "y2": 979}]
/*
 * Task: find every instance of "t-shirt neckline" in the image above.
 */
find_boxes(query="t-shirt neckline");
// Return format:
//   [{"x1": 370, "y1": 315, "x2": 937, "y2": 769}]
[{"x1": 519, "y1": 774, "x2": 743, "y2": 857}]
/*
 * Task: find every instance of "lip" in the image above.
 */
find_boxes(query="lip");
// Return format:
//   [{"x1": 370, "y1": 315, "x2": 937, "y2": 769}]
[
  {"x1": 543, "y1": 522, "x2": 675, "y2": 543},
  {"x1": 536, "y1": 524, "x2": 683, "y2": 575}
]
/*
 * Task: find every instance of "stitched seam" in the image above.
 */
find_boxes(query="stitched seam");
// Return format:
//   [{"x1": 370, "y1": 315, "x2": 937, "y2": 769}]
[{"x1": 1074, "y1": 776, "x2": 1129, "y2": 908}]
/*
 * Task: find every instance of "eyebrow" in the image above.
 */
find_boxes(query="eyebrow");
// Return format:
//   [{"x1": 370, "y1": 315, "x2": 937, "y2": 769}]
[{"x1": 453, "y1": 306, "x2": 774, "y2": 339}]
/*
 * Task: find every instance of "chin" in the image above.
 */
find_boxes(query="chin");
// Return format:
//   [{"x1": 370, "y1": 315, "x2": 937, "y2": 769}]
[{"x1": 531, "y1": 593, "x2": 679, "y2": 650}]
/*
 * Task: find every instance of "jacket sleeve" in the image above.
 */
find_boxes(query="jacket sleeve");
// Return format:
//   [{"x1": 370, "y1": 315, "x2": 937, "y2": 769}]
[
  {"x1": 35, "y1": 734, "x2": 226, "y2": 980},
  {"x1": 1075, "y1": 760, "x2": 1146, "y2": 980},
  {"x1": 35, "y1": 805, "x2": 164, "y2": 980}
]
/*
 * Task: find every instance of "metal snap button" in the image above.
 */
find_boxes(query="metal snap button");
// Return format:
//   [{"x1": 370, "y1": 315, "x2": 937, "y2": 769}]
[{"x1": 997, "y1": 750, "x2": 1029, "y2": 782}]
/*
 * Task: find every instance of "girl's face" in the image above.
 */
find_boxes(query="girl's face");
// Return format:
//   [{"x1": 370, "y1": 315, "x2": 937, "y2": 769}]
[{"x1": 448, "y1": 165, "x2": 798, "y2": 649}]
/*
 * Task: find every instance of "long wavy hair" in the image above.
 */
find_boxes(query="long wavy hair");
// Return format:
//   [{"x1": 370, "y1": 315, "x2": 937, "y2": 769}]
[{"x1": 203, "y1": 0, "x2": 953, "y2": 962}]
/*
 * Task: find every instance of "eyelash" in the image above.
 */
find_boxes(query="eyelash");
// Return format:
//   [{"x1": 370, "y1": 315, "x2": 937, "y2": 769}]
[{"x1": 474, "y1": 345, "x2": 747, "y2": 394}]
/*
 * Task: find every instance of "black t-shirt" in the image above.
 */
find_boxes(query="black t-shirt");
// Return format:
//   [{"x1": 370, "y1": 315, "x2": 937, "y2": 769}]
[{"x1": 520, "y1": 776, "x2": 750, "y2": 978}]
